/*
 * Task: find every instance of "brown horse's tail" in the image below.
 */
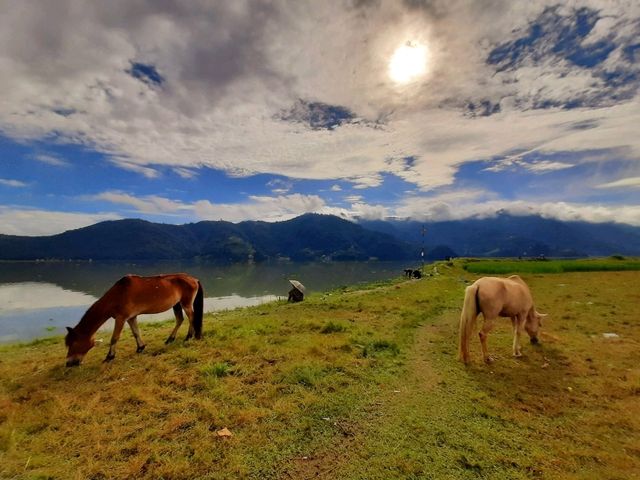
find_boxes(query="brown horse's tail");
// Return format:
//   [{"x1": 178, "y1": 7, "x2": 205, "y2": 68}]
[
  {"x1": 458, "y1": 283, "x2": 479, "y2": 364},
  {"x1": 194, "y1": 281, "x2": 204, "y2": 339}
]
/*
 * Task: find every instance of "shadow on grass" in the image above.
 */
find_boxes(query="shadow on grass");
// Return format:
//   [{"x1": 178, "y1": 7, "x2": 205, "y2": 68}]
[{"x1": 467, "y1": 342, "x2": 577, "y2": 417}]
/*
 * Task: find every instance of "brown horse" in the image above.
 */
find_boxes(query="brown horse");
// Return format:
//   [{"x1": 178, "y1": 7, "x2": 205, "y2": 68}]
[
  {"x1": 65, "y1": 273, "x2": 203, "y2": 366},
  {"x1": 458, "y1": 275, "x2": 547, "y2": 364}
]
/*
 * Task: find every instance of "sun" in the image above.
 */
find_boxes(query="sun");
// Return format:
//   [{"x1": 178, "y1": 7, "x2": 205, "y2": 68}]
[{"x1": 388, "y1": 42, "x2": 428, "y2": 84}]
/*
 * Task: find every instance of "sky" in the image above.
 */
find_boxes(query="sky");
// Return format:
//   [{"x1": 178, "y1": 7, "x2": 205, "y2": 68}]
[{"x1": 0, "y1": 0, "x2": 639, "y2": 236}]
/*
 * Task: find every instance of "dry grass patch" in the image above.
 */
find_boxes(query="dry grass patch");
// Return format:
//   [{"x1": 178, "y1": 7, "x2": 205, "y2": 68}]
[{"x1": 1, "y1": 262, "x2": 639, "y2": 479}]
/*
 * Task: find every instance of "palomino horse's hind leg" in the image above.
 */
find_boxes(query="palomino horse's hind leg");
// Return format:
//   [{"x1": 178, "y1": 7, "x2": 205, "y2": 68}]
[
  {"x1": 105, "y1": 317, "x2": 126, "y2": 362},
  {"x1": 479, "y1": 318, "x2": 497, "y2": 364},
  {"x1": 182, "y1": 304, "x2": 195, "y2": 341},
  {"x1": 165, "y1": 304, "x2": 184, "y2": 344},
  {"x1": 127, "y1": 316, "x2": 146, "y2": 353}
]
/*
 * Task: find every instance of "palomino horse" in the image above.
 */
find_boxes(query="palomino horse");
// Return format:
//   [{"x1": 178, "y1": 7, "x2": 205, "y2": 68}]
[
  {"x1": 65, "y1": 273, "x2": 203, "y2": 366},
  {"x1": 458, "y1": 275, "x2": 547, "y2": 364}
]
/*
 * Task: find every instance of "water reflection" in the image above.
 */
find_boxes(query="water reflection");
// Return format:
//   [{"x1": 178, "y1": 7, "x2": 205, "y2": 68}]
[
  {"x1": 0, "y1": 282, "x2": 96, "y2": 311},
  {"x1": 0, "y1": 260, "x2": 407, "y2": 342}
]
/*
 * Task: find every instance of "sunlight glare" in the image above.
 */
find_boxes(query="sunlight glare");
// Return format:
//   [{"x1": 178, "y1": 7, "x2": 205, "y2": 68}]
[{"x1": 388, "y1": 42, "x2": 428, "y2": 84}]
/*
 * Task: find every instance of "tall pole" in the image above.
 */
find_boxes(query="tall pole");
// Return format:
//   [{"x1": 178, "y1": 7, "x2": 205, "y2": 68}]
[{"x1": 421, "y1": 224, "x2": 426, "y2": 269}]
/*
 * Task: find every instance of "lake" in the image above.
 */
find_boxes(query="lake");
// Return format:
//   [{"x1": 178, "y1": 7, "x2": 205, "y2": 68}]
[{"x1": 0, "y1": 260, "x2": 409, "y2": 343}]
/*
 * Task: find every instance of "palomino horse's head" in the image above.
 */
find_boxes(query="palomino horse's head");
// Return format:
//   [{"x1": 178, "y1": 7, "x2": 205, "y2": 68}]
[
  {"x1": 525, "y1": 311, "x2": 548, "y2": 345},
  {"x1": 64, "y1": 327, "x2": 96, "y2": 367}
]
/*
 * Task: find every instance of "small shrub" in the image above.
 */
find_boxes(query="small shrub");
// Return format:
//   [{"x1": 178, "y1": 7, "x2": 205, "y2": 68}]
[
  {"x1": 201, "y1": 362, "x2": 233, "y2": 378},
  {"x1": 362, "y1": 340, "x2": 400, "y2": 358},
  {"x1": 320, "y1": 321, "x2": 347, "y2": 334},
  {"x1": 280, "y1": 365, "x2": 325, "y2": 387}
]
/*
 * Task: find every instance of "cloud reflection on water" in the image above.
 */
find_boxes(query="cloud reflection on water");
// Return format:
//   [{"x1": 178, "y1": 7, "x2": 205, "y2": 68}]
[{"x1": 0, "y1": 282, "x2": 278, "y2": 342}]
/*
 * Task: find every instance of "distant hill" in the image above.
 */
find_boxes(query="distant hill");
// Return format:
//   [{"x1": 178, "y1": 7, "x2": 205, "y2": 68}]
[
  {"x1": 0, "y1": 214, "x2": 416, "y2": 262},
  {"x1": 359, "y1": 214, "x2": 640, "y2": 257},
  {"x1": 2, "y1": 213, "x2": 638, "y2": 262}
]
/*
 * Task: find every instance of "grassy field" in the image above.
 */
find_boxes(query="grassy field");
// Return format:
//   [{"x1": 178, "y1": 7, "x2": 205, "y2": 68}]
[
  {"x1": 463, "y1": 256, "x2": 640, "y2": 274},
  {"x1": 1, "y1": 260, "x2": 639, "y2": 479}
]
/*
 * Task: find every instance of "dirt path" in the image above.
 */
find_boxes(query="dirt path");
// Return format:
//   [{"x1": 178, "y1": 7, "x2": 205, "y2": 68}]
[{"x1": 282, "y1": 313, "x2": 452, "y2": 480}]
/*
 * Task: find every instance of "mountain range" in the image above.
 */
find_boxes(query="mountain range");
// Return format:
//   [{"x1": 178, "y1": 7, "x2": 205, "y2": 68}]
[
  {"x1": 360, "y1": 214, "x2": 640, "y2": 257},
  {"x1": 0, "y1": 213, "x2": 638, "y2": 262},
  {"x1": 0, "y1": 214, "x2": 415, "y2": 262}
]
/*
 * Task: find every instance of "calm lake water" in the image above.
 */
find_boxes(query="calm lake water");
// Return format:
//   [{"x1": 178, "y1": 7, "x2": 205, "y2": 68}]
[{"x1": 0, "y1": 260, "x2": 408, "y2": 343}]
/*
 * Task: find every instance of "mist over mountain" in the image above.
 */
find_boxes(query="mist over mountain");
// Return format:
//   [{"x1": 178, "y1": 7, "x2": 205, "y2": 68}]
[{"x1": 359, "y1": 214, "x2": 640, "y2": 258}]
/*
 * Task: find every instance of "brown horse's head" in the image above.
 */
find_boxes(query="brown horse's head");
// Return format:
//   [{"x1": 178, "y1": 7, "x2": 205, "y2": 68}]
[
  {"x1": 525, "y1": 310, "x2": 547, "y2": 344},
  {"x1": 64, "y1": 327, "x2": 95, "y2": 367}
]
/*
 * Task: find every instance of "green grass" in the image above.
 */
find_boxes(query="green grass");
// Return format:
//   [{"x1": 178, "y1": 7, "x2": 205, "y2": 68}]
[
  {"x1": 362, "y1": 339, "x2": 400, "y2": 358},
  {"x1": 319, "y1": 321, "x2": 347, "y2": 334},
  {"x1": 1, "y1": 259, "x2": 639, "y2": 479},
  {"x1": 201, "y1": 361, "x2": 234, "y2": 378},
  {"x1": 463, "y1": 257, "x2": 640, "y2": 274}
]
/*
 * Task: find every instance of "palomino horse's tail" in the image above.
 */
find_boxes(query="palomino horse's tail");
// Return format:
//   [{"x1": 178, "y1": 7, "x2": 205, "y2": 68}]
[
  {"x1": 194, "y1": 281, "x2": 204, "y2": 339},
  {"x1": 458, "y1": 283, "x2": 479, "y2": 364}
]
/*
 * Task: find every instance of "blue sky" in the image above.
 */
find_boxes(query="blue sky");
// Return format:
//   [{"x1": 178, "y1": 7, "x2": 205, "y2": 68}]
[{"x1": 0, "y1": 1, "x2": 639, "y2": 235}]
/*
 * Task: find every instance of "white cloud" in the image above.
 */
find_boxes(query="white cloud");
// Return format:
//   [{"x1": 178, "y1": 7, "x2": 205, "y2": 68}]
[
  {"x1": 173, "y1": 167, "x2": 197, "y2": 179},
  {"x1": 1, "y1": 191, "x2": 331, "y2": 235},
  {"x1": 330, "y1": 184, "x2": 342, "y2": 192},
  {"x1": 596, "y1": 176, "x2": 640, "y2": 189},
  {"x1": 266, "y1": 178, "x2": 293, "y2": 194},
  {"x1": 109, "y1": 158, "x2": 160, "y2": 179},
  {"x1": 382, "y1": 191, "x2": 640, "y2": 226},
  {"x1": 350, "y1": 173, "x2": 384, "y2": 189},
  {"x1": 349, "y1": 202, "x2": 390, "y2": 221},
  {"x1": 0, "y1": 178, "x2": 28, "y2": 188},
  {"x1": 193, "y1": 194, "x2": 326, "y2": 223},
  {"x1": 0, "y1": 0, "x2": 638, "y2": 202},
  {"x1": 0, "y1": 207, "x2": 120, "y2": 236},
  {"x1": 88, "y1": 190, "x2": 327, "y2": 223},
  {"x1": 525, "y1": 161, "x2": 574, "y2": 172},
  {"x1": 88, "y1": 191, "x2": 192, "y2": 215},
  {"x1": 32, "y1": 154, "x2": 70, "y2": 167},
  {"x1": 315, "y1": 187, "x2": 640, "y2": 226},
  {"x1": 484, "y1": 157, "x2": 574, "y2": 173}
]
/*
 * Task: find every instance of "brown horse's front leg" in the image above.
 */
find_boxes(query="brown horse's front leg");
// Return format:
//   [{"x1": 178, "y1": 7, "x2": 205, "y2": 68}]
[
  {"x1": 105, "y1": 317, "x2": 126, "y2": 362},
  {"x1": 127, "y1": 316, "x2": 146, "y2": 353}
]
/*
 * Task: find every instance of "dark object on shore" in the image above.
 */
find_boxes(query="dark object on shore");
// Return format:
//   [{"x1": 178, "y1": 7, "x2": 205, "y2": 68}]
[
  {"x1": 288, "y1": 279, "x2": 305, "y2": 303},
  {"x1": 404, "y1": 269, "x2": 422, "y2": 279}
]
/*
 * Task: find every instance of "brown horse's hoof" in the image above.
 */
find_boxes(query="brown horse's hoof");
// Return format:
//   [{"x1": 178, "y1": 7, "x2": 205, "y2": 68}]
[
  {"x1": 136, "y1": 345, "x2": 146, "y2": 353},
  {"x1": 484, "y1": 355, "x2": 495, "y2": 364},
  {"x1": 104, "y1": 354, "x2": 115, "y2": 363},
  {"x1": 165, "y1": 336, "x2": 175, "y2": 345}
]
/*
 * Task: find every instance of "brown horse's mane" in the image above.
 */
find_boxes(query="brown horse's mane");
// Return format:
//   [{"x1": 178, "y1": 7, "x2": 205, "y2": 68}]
[{"x1": 71, "y1": 285, "x2": 118, "y2": 338}]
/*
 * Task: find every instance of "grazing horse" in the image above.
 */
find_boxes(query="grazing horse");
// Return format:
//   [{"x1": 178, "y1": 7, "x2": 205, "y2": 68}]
[
  {"x1": 64, "y1": 273, "x2": 203, "y2": 366},
  {"x1": 458, "y1": 275, "x2": 547, "y2": 364}
]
